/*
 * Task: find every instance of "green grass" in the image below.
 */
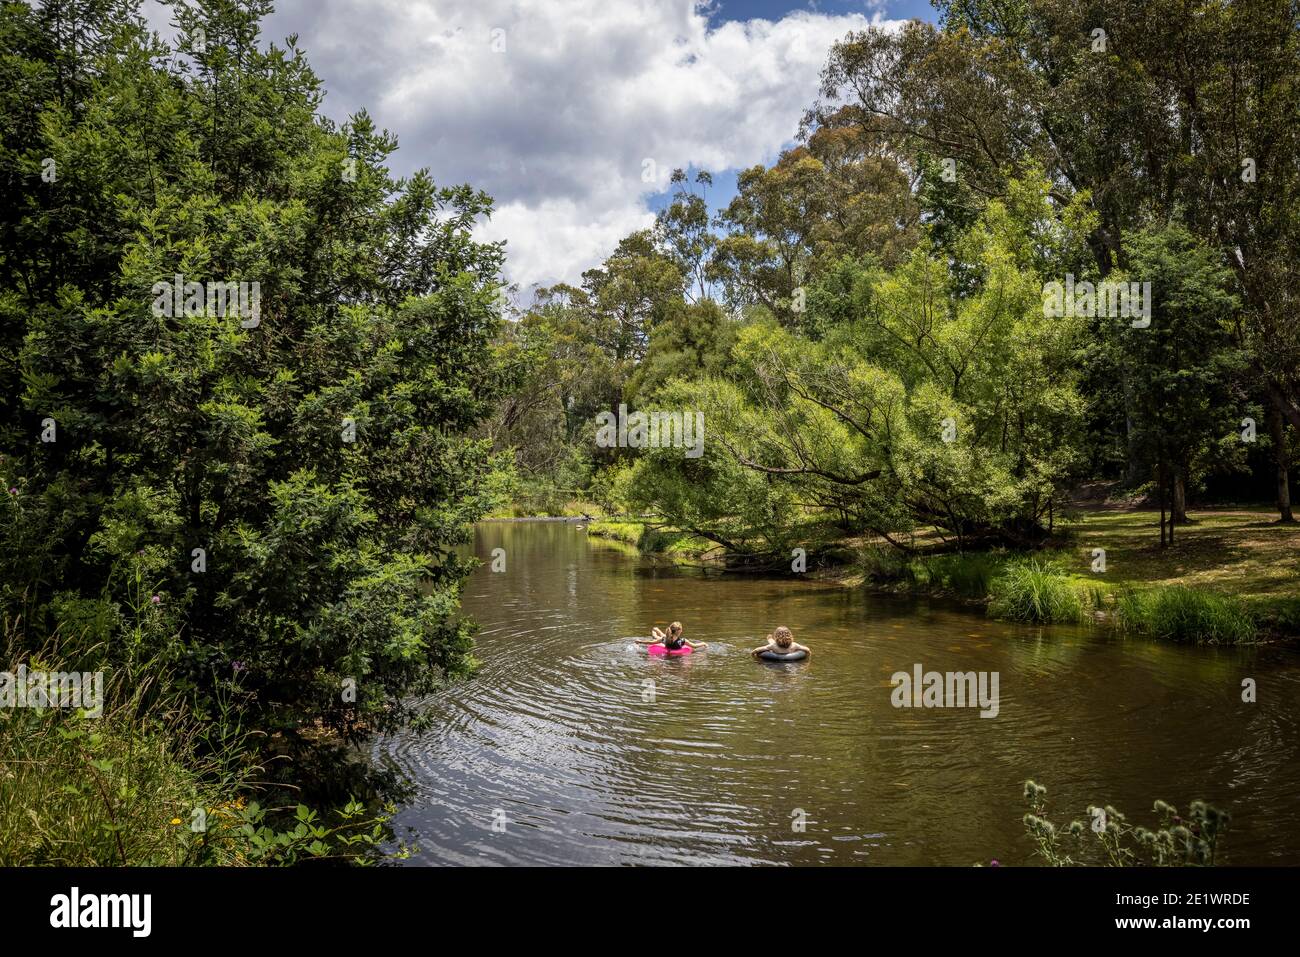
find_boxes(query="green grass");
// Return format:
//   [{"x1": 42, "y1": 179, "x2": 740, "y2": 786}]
[
  {"x1": 987, "y1": 558, "x2": 1087, "y2": 623},
  {"x1": 857, "y1": 546, "x2": 1010, "y2": 600},
  {"x1": 585, "y1": 520, "x2": 645, "y2": 545},
  {"x1": 1, "y1": 636, "x2": 399, "y2": 866},
  {"x1": 1059, "y1": 507, "x2": 1300, "y2": 621},
  {"x1": 0, "y1": 648, "x2": 243, "y2": 865},
  {"x1": 585, "y1": 521, "x2": 713, "y2": 556},
  {"x1": 843, "y1": 507, "x2": 1300, "y2": 639},
  {"x1": 856, "y1": 543, "x2": 913, "y2": 583},
  {"x1": 1114, "y1": 585, "x2": 1257, "y2": 644},
  {"x1": 914, "y1": 552, "x2": 1008, "y2": 598}
]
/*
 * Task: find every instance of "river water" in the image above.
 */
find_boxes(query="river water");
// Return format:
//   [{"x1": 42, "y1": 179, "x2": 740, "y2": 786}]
[{"x1": 376, "y1": 521, "x2": 1300, "y2": 865}]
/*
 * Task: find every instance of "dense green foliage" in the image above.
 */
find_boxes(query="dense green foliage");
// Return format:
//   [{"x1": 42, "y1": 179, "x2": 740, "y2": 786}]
[
  {"x1": 2, "y1": 0, "x2": 1295, "y2": 863},
  {"x1": 1, "y1": 0, "x2": 510, "y2": 830}
]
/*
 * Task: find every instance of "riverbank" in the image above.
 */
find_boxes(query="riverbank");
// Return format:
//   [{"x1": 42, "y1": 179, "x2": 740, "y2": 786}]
[
  {"x1": 580, "y1": 507, "x2": 1300, "y2": 643},
  {"x1": 0, "y1": 634, "x2": 398, "y2": 866}
]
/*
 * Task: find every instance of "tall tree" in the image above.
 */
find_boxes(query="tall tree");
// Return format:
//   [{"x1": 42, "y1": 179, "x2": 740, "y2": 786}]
[{"x1": 1, "y1": 0, "x2": 509, "y2": 759}]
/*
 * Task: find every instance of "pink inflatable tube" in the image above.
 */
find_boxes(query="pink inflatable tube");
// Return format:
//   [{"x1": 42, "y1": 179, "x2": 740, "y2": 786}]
[{"x1": 646, "y1": 643, "x2": 693, "y2": 656}]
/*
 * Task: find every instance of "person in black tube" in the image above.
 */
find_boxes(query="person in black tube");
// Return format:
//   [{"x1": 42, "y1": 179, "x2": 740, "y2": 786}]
[{"x1": 751, "y1": 625, "x2": 809, "y2": 659}]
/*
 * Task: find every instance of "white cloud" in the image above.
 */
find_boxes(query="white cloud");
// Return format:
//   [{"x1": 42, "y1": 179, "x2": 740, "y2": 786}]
[
  {"x1": 483, "y1": 198, "x2": 656, "y2": 292},
  {"x1": 147, "y1": 0, "x2": 905, "y2": 289}
]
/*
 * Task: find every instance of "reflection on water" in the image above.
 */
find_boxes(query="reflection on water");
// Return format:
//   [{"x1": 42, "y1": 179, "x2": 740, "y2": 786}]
[{"x1": 376, "y1": 521, "x2": 1300, "y2": 865}]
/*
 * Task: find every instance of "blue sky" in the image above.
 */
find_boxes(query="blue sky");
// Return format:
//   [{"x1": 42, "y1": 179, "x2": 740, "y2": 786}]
[{"x1": 144, "y1": 0, "x2": 939, "y2": 289}]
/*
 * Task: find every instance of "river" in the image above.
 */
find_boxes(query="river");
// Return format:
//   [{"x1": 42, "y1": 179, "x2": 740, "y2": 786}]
[{"x1": 375, "y1": 520, "x2": 1300, "y2": 865}]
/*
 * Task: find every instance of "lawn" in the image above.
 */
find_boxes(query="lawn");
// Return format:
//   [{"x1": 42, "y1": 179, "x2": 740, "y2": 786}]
[{"x1": 1057, "y1": 508, "x2": 1300, "y2": 604}]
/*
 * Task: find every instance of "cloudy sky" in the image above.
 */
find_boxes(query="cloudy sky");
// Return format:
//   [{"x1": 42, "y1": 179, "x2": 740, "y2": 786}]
[{"x1": 146, "y1": 1, "x2": 937, "y2": 290}]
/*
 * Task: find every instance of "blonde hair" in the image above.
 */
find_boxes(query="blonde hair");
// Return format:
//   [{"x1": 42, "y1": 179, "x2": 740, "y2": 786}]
[
  {"x1": 767, "y1": 626, "x2": 793, "y2": 649},
  {"x1": 668, "y1": 621, "x2": 683, "y2": 637}
]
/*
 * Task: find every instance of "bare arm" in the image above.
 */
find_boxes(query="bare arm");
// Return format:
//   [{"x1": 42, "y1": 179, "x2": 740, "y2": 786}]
[{"x1": 683, "y1": 639, "x2": 707, "y2": 649}]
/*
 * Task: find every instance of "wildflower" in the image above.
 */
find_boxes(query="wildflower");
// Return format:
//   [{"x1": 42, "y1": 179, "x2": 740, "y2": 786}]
[
  {"x1": 7, "y1": 488, "x2": 15, "y2": 495},
  {"x1": 170, "y1": 817, "x2": 182, "y2": 826},
  {"x1": 151, "y1": 594, "x2": 161, "y2": 604}
]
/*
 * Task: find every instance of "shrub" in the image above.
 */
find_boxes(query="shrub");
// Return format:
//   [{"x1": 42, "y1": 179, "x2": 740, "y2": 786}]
[{"x1": 858, "y1": 544, "x2": 912, "y2": 583}]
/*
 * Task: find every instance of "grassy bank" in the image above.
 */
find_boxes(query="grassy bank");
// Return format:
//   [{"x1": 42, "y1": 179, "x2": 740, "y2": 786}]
[
  {"x1": 855, "y1": 507, "x2": 1298, "y2": 641},
  {"x1": 1063, "y1": 508, "x2": 1300, "y2": 635},
  {"x1": 585, "y1": 520, "x2": 715, "y2": 558},
  {"x1": 587, "y1": 507, "x2": 1298, "y2": 643},
  {"x1": 0, "y1": 637, "x2": 398, "y2": 866}
]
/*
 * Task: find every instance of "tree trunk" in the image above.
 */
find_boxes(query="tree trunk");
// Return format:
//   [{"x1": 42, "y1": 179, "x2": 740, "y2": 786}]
[
  {"x1": 1267, "y1": 380, "x2": 1300, "y2": 433},
  {"x1": 1168, "y1": 471, "x2": 1176, "y2": 544},
  {"x1": 1269, "y1": 398, "x2": 1295, "y2": 523},
  {"x1": 1123, "y1": 372, "x2": 1139, "y2": 484},
  {"x1": 1172, "y1": 467, "x2": 1188, "y2": 525},
  {"x1": 1159, "y1": 464, "x2": 1168, "y2": 548}
]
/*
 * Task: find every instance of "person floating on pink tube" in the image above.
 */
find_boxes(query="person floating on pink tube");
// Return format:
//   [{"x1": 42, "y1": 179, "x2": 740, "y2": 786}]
[{"x1": 635, "y1": 621, "x2": 707, "y2": 655}]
